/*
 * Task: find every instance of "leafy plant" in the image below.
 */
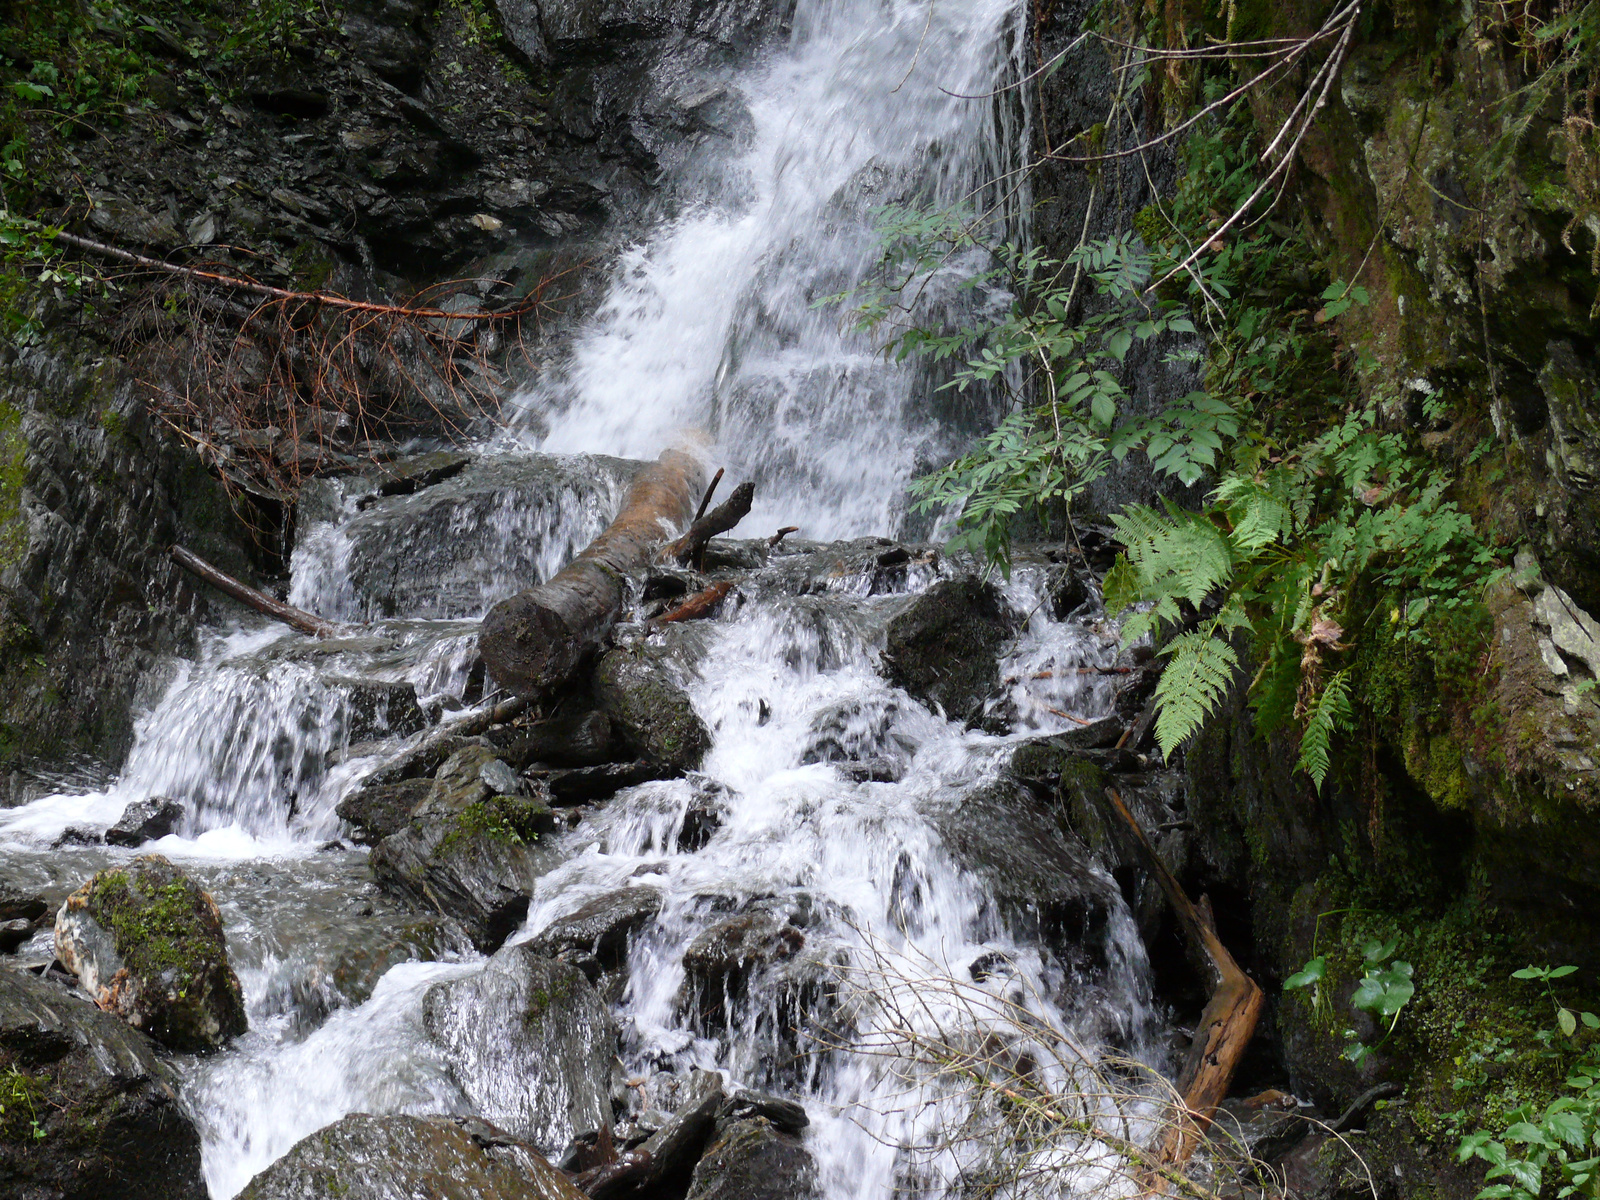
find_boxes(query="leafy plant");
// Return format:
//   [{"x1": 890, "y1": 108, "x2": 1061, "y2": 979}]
[
  {"x1": 0, "y1": 1067, "x2": 46, "y2": 1140},
  {"x1": 1285, "y1": 933, "x2": 1415, "y2": 1066}
]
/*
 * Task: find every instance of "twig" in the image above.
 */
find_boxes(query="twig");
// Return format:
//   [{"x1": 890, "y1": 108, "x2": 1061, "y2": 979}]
[
  {"x1": 694, "y1": 467, "x2": 725, "y2": 522},
  {"x1": 651, "y1": 581, "x2": 734, "y2": 625},
  {"x1": 769, "y1": 526, "x2": 800, "y2": 547},
  {"x1": 170, "y1": 544, "x2": 341, "y2": 637}
]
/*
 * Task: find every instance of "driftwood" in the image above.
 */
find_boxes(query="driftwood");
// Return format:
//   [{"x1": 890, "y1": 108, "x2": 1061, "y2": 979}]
[
  {"x1": 694, "y1": 467, "x2": 724, "y2": 521},
  {"x1": 769, "y1": 526, "x2": 799, "y2": 548},
  {"x1": 1104, "y1": 787, "x2": 1263, "y2": 1187},
  {"x1": 479, "y1": 448, "x2": 705, "y2": 696},
  {"x1": 653, "y1": 581, "x2": 734, "y2": 625},
  {"x1": 170, "y1": 545, "x2": 340, "y2": 637},
  {"x1": 664, "y1": 480, "x2": 755, "y2": 567}
]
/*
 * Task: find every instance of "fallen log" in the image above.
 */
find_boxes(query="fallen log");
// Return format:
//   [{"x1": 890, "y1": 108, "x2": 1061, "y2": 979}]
[
  {"x1": 664, "y1": 480, "x2": 755, "y2": 567},
  {"x1": 170, "y1": 545, "x2": 340, "y2": 638},
  {"x1": 479, "y1": 448, "x2": 705, "y2": 696},
  {"x1": 652, "y1": 581, "x2": 734, "y2": 626},
  {"x1": 1104, "y1": 788, "x2": 1263, "y2": 1189}
]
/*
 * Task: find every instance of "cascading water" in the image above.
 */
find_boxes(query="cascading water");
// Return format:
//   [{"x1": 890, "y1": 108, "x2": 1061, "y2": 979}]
[{"x1": 0, "y1": 0, "x2": 1181, "y2": 1196}]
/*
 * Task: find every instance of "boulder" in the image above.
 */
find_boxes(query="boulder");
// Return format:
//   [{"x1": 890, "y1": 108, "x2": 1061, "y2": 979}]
[
  {"x1": 336, "y1": 778, "x2": 431, "y2": 845},
  {"x1": 422, "y1": 945, "x2": 616, "y2": 1160},
  {"x1": 881, "y1": 578, "x2": 1017, "y2": 725},
  {"x1": 684, "y1": 1117, "x2": 820, "y2": 1200},
  {"x1": 718, "y1": 1089, "x2": 808, "y2": 1136},
  {"x1": 594, "y1": 643, "x2": 710, "y2": 772},
  {"x1": 370, "y1": 745, "x2": 564, "y2": 952},
  {"x1": 53, "y1": 855, "x2": 247, "y2": 1053},
  {"x1": 104, "y1": 797, "x2": 185, "y2": 847},
  {"x1": 679, "y1": 899, "x2": 836, "y2": 1041},
  {"x1": 333, "y1": 677, "x2": 429, "y2": 742},
  {"x1": 527, "y1": 886, "x2": 663, "y2": 978},
  {"x1": 579, "y1": 1068, "x2": 725, "y2": 1197},
  {"x1": 0, "y1": 965, "x2": 207, "y2": 1199},
  {"x1": 236, "y1": 1112, "x2": 586, "y2": 1200},
  {"x1": 503, "y1": 708, "x2": 622, "y2": 767}
]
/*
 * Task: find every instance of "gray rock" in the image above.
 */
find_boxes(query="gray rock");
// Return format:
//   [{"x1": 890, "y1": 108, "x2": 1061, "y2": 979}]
[
  {"x1": 719, "y1": 1089, "x2": 809, "y2": 1136},
  {"x1": 503, "y1": 708, "x2": 621, "y2": 768},
  {"x1": 594, "y1": 641, "x2": 711, "y2": 772},
  {"x1": 525, "y1": 758, "x2": 679, "y2": 804},
  {"x1": 336, "y1": 777, "x2": 431, "y2": 845},
  {"x1": 0, "y1": 919, "x2": 33, "y2": 953},
  {"x1": 0, "y1": 965, "x2": 206, "y2": 1199},
  {"x1": 104, "y1": 796, "x2": 185, "y2": 846},
  {"x1": 370, "y1": 745, "x2": 564, "y2": 952},
  {"x1": 370, "y1": 449, "x2": 474, "y2": 497},
  {"x1": 527, "y1": 886, "x2": 663, "y2": 977},
  {"x1": 236, "y1": 1112, "x2": 585, "y2": 1200},
  {"x1": 679, "y1": 899, "x2": 836, "y2": 1042},
  {"x1": 0, "y1": 885, "x2": 47, "y2": 924},
  {"x1": 881, "y1": 578, "x2": 1017, "y2": 725},
  {"x1": 685, "y1": 1117, "x2": 820, "y2": 1200},
  {"x1": 332, "y1": 676, "x2": 429, "y2": 742},
  {"x1": 87, "y1": 193, "x2": 181, "y2": 247},
  {"x1": 422, "y1": 945, "x2": 616, "y2": 1160},
  {"x1": 53, "y1": 854, "x2": 247, "y2": 1053}
]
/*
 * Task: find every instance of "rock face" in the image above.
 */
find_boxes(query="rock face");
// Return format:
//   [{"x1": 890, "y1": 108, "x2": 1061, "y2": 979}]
[
  {"x1": 236, "y1": 1112, "x2": 586, "y2": 1200},
  {"x1": 370, "y1": 745, "x2": 563, "y2": 952},
  {"x1": 594, "y1": 640, "x2": 711, "y2": 771},
  {"x1": 881, "y1": 578, "x2": 1016, "y2": 725},
  {"x1": 527, "y1": 886, "x2": 663, "y2": 979},
  {"x1": 103, "y1": 798, "x2": 185, "y2": 847},
  {"x1": 53, "y1": 855, "x2": 247, "y2": 1053},
  {"x1": 0, "y1": 965, "x2": 207, "y2": 1200},
  {"x1": 422, "y1": 944, "x2": 616, "y2": 1160},
  {"x1": 684, "y1": 1117, "x2": 820, "y2": 1200}
]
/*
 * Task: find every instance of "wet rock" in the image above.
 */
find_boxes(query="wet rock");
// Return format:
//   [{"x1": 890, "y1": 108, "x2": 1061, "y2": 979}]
[
  {"x1": 526, "y1": 759, "x2": 679, "y2": 804},
  {"x1": 527, "y1": 886, "x2": 663, "y2": 978},
  {"x1": 680, "y1": 899, "x2": 835, "y2": 1039},
  {"x1": 333, "y1": 676, "x2": 429, "y2": 742},
  {"x1": 236, "y1": 1112, "x2": 585, "y2": 1200},
  {"x1": 929, "y1": 781, "x2": 1116, "y2": 965},
  {"x1": 422, "y1": 944, "x2": 616, "y2": 1160},
  {"x1": 719, "y1": 1089, "x2": 809, "y2": 1136},
  {"x1": 370, "y1": 745, "x2": 564, "y2": 952},
  {"x1": 1051, "y1": 564, "x2": 1092, "y2": 618},
  {"x1": 800, "y1": 696, "x2": 916, "y2": 769},
  {"x1": 581, "y1": 1068, "x2": 726, "y2": 1195},
  {"x1": 503, "y1": 708, "x2": 622, "y2": 768},
  {"x1": 50, "y1": 826, "x2": 101, "y2": 848},
  {"x1": 685, "y1": 1116, "x2": 820, "y2": 1200},
  {"x1": 881, "y1": 578, "x2": 1017, "y2": 725},
  {"x1": 336, "y1": 777, "x2": 431, "y2": 844},
  {"x1": 53, "y1": 855, "x2": 247, "y2": 1053},
  {"x1": 370, "y1": 448, "x2": 474, "y2": 497},
  {"x1": 104, "y1": 797, "x2": 185, "y2": 846},
  {"x1": 86, "y1": 193, "x2": 181, "y2": 247},
  {"x1": 594, "y1": 642, "x2": 711, "y2": 772},
  {"x1": 0, "y1": 886, "x2": 47, "y2": 925},
  {"x1": 329, "y1": 916, "x2": 463, "y2": 1008},
  {"x1": 0, "y1": 965, "x2": 207, "y2": 1199},
  {"x1": 0, "y1": 920, "x2": 33, "y2": 953}
]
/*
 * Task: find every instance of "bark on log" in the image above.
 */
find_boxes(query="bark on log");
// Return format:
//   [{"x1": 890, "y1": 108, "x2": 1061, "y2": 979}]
[
  {"x1": 1104, "y1": 788, "x2": 1263, "y2": 1188},
  {"x1": 170, "y1": 545, "x2": 340, "y2": 637},
  {"x1": 479, "y1": 449, "x2": 705, "y2": 696},
  {"x1": 664, "y1": 480, "x2": 755, "y2": 567},
  {"x1": 652, "y1": 581, "x2": 734, "y2": 625}
]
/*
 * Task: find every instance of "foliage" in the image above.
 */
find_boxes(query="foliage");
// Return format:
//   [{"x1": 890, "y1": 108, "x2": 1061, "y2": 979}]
[
  {"x1": 1459, "y1": 967, "x2": 1600, "y2": 1200},
  {"x1": 1285, "y1": 930, "x2": 1416, "y2": 1065},
  {"x1": 0, "y1": 1066, "x2": 46, "y2": 1141}
]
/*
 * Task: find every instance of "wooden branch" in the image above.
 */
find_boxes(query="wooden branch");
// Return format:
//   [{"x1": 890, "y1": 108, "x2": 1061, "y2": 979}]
[
  {"x1": 664, "y1": 480, "x2": 755, "y2": 567},
  {"x1": 769, "y1": 526, "x2": 799, "y2": 548},
  {"x1": 479, "y1": 449, "x2": 705, "y2": 696},
  {"x1": 170, "y1": 545, "x2": 341, "y2": 637},
  {"x1": 694, "y1": 467, "x2": 724, "y2": 522},
  {"x1": 55, "y1": 231, "x2": 554, "y2": 322},
  {"x1": 1103, "y1": 788, "x2": 1263, "y2": 1188},
  {"x1": 652, "y1": 581, "x2": 734, "y2": 626}
]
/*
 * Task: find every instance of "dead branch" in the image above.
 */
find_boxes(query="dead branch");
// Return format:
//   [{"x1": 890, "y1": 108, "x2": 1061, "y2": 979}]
[
  {"x1": 769, "y1": 526, "x2": 800, "y2": 548},
  {"x1": 694, "y1": 467, "x2": 724, "y2": 522},
  {"x1": 664, "y1": 480, "x2": 755, "y2": 567},
  {"x1": 652, "y1": 581, "x2": 734, "y2": 626},
  {"x1": 170, "y1": 544, "x2": 341, "y2": 637}
]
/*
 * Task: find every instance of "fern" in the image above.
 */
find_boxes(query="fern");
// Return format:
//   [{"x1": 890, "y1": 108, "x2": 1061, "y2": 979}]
[
  {"x1": 1153, "y1": 631, "x2": 1240, "y2": 759},
  {"x1": 1297, "y1": 669, "x2": 1353, "y2": 792}
]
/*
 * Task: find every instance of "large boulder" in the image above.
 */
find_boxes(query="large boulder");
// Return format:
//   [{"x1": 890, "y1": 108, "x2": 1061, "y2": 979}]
[
  {"x1": 370, "y1": 744, "x2": 564, "y2": 951},
  {"x1": 593, "y1": 640, "x2": 711, "y2": 772},
  {"x1": 336, "y1": 778, "x2": 431, "y2": 845},
  {"x1": 236, "y1": 1112, "x2": 586, "y2": 1200},
  {"x1": 422, "y1": 944, "x2": 616, "y2": 1161},
  {"x1": 52, "y1": 855, "x2": 246, "y2": 1053},
  {"x1": 684, "y1": 1117, "x2": 820, "y2": 1200},
  {"x1": 0, "y1": 965, "x2": 206, "y2": 1199},
  {"x1": 881, "y1": 578, "x2": 1017, "y2": 726}
]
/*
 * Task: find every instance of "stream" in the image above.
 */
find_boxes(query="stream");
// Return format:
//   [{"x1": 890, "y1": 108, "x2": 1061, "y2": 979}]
[{"x1": 0, "y1": 0, "x2": 1178, "y2": 1195}]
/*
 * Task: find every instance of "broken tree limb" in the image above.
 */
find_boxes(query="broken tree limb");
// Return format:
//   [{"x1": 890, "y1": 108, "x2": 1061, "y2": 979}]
[
  {"x1": 652, "y1": 581, "x2": 734, "y2": 626},
  {"x1": 664, "y1": 480, "x2": 755, "y2": 567},
  {"x1": 769, "y1": 526, "x2": 799, "y2": 548},
  {"x1": 170, "y1": 545, "x2": 341, "y2": 638},
  {"x1": 1104, "y1": 788, "x2": 1263, "y2": 1188},
  {"x1": 479, "y1": 448, "x2": 705, "y2": 696},
  {"x1": 694, "y1": 467, "x2": 724, "y2": 522}
]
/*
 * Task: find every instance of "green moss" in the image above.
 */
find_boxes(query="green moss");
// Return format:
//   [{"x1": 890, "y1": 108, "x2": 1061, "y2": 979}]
[
  {"x1": 0, "y1": 401, "x2": 26, "y2": 570},
  {"x1": 85, "y1": 867, "x2": 220, "y2": 998},
  {"x1": 436, "y1": 793, "x2": 551, "y2": 855},
  {"x1": 0, "y1": 1066, "x2": 47, "y2": 1143}
]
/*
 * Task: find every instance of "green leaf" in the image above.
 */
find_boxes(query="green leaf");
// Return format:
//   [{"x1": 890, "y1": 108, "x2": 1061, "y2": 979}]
[
  {"x1": 1551, "y1": 966, "x2": 1581, "y2": 979},
  {"x1": 1285, "y1": 957, "x2": 1327, "y2": 990},
  {"x1": 1562, "y1": 1008, "x2": 1579, "y2": 1037},
  {"x1": 1152, "y1": 632, "x2": 1240, "y2": 759}
]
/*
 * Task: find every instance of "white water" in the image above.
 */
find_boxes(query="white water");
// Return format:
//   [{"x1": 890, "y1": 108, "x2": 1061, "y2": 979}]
[{"x1": 0, "y1": 0, "x2": 1180, "y2": 1195}]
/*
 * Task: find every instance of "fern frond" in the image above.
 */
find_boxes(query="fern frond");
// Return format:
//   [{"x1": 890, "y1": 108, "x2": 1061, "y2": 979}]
[
  {"x1": 1296, "y1": 668, "x2": 1353, "y2": 792},
  {"x1": 1153, "y1": 632, "x2": 1240, "y2": 759}
]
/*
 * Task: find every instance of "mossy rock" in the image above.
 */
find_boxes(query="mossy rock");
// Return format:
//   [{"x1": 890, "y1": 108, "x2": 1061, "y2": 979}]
[
  {"x1": 593, "y1": 644, "x2": 710, "y2": 771},
  {"x1": 53, "y1": 855, "x2": 246, "y2": 1053}
]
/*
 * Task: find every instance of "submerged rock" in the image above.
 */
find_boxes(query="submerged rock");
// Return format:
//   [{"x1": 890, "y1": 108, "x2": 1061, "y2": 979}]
[
  {"x1": 370, "y1": 744, "x2": 563, "y2": 952},
  {"x1": 881, "y1": 577, "x2": 1017, "y2": 725},
  {"x1": 52, "y1": 855, "x2": 246, "y2": 1053},
  {"x1": 679, "y1": 899, "x2": 837, "y2": 1047},
  {"x1": 422, "y1": 944, "x2": 616, "y2": 1160},
  {"x1": 0, "y1": 965, "x2": 207, "y2": 1199},
  {"x1": 684, "y1": 1116, "x2": 820, "y2": 1200},
  {"x1": 236, "y1": 1112, "x2": 585, "y2": 1200},
  {"x1": 594, "y1": 640, "x2": 711, "y2": 772},
  {"x1": 104, "y1": 797, "x2": 185, "y2": 847}
]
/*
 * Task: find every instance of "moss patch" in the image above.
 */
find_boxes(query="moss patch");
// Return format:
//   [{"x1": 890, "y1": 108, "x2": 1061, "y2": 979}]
[{"x1": 436, "y1": 793, "x2": 552, "y2": 855}]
